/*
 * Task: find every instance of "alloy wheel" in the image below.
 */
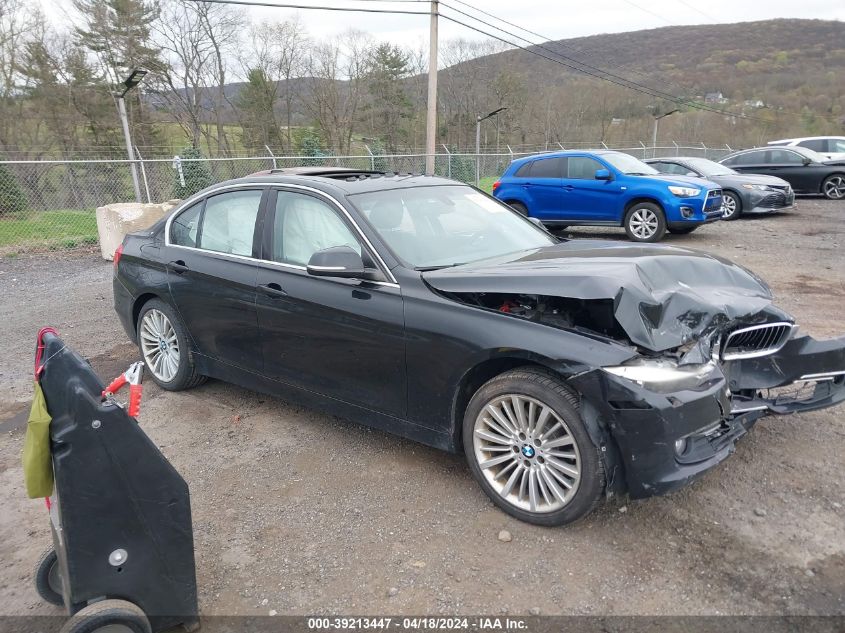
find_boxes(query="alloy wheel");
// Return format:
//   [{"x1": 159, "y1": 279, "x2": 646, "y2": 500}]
[
  {"x1": 628, "y1": 208, "x2": 659, "y2": 239},
  {"x1": 722, "y1": 194, "x2": 738, "y2": 218},
  {"x1": 139, "y1": 309, "x2": 180, "y2": 382},
  {"x1": 472, "y1": 394, "x2": 581, "y2": 513},
  {"x1": 823, "y1": 176, "x2": 845, "y2": 199}
]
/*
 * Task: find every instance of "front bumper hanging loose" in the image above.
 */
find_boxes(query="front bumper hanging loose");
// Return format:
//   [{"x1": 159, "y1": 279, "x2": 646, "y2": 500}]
[{"x1": 570, "y1": 334, "x2": 845, "y2": 500}]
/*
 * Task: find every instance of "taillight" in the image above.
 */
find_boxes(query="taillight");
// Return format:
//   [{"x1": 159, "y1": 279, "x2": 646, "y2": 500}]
[
  {"x1": 492, "y1": 180, "x2": 501, "y2": 191},
  {"x1": 113, "y1": 243, "x2": 123, "y2": 269}
]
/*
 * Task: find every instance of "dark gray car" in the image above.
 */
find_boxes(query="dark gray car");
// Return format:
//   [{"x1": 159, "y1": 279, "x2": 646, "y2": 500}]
[{"x1": 646, "y1": 156, "x2": 794, "y2": 220}]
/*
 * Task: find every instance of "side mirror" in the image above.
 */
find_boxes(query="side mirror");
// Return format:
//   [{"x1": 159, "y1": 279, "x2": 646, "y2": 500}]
[
  {"x1": 686, "y1": 171, "x2": 698, "y2": 177},
  {"x1": 595, "y1": 169, "x2": 612, "y2": 181},
  {"x1": 306, "y1": 245, "x2": 366, "y2": 279},
  {"x1": 802, "y1": 157, "x2": 812, "y2": 166}
]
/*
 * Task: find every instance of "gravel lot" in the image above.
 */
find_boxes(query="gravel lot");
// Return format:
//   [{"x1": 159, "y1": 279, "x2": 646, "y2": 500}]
[{"x1": 1, "y1": 198, "x2": 843, "y2": 618}]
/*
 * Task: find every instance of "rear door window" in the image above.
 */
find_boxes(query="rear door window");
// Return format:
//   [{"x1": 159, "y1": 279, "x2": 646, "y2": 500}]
[
  {"x1": 733, "y1": 150, "x2": 766, "y2": 166},
  {"x1": 199, "y1": 190, "x2": 263, "y2": 256},
  {"x1": 797, "y1": 139, "x2": 826, "y2": 152},
  {"x1": 767, "y1": 149, "x2": 804, "y2": 165},
  {"x1": 529, "y1": 157, "x2": 565, "y2": 178}
]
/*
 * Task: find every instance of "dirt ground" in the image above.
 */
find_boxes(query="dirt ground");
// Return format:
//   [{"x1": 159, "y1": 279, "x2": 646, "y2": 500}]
[{"x1": 1, "y1": 198, "x2": 844, "y2": 619}]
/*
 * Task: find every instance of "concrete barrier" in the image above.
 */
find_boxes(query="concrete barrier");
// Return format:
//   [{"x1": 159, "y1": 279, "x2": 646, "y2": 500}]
[{"x1": 96, "y1": 200, "x2": 181, "y2": 260}]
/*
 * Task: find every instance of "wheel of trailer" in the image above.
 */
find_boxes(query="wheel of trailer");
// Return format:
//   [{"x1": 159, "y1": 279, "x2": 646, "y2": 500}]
[
  {"x1": 59, "y1": 599, "x2": 151, "y2": 633},
  {"x1": 137, "y1": 298, "x2": 205, "y2": 391},
  {"x1": 509, "y1": 201, "x2": 528, "y2": 216},
  {"x1": 623, "y1": 202, "x2": 666, "y2": 242},
  {"x1": 721, "y1": 191, "x2": 742, "y2": 220},
  {"x1": 34, "y1": 547, "x2": 64, "y2": 606},
  {"x1": 822, "y1": 174, "x2": 845, "y2": 200},
  {"x1": 463, "y1": 368, "x2": 605, "y2": 526}
]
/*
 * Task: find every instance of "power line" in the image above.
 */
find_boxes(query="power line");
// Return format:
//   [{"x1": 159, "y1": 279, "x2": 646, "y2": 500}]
[
  {"x1": 619, "y1": 0, "x2": 674, "y2": 25},
  {"x1": 437, "y1": 3, "x2": 775, "y2": 123},
  {"x1": 186, "y1": 0, "x2": 428, "y2": 15},
  {"x1": 445, "y1": 0, "x2": 687, "y2": 93},
  {"x1": 669, "y1": 0, "x2": 721, "y2": 22}
]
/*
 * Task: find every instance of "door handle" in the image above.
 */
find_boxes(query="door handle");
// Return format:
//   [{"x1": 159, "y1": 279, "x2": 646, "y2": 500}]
[
  {"x1": 562, "y1": 184, "x2": 574, "y2": 191},
  {"x1": 258, "y1": 282, "x2": 287, "y2": 298},
  {"x1": 168, "y1": 260, "x2": 188, "y2": 274}
]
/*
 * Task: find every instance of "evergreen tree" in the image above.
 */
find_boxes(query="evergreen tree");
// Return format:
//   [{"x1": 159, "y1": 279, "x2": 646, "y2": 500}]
[
  {"x1": 294, "y1": 129, "x2": 326, "y2": 166},
  {"x1": 0, "y1": 162, "x2": 27, "y2": 215},
  {"x1": 236, "y1": 68, "x2": 284, "y2": 153},
  {"x1": 363, "y1": 43, "x2": 412, "y2": 152},
  {"x1": 173, "y1": 147, "x2": 212, "y2": 198}
]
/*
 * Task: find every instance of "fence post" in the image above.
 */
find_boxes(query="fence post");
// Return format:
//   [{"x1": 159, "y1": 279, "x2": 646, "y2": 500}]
[
  {"x1": 725, "y1": 143, "x2": 732, "y2": 152},
  {"x1": 134, "y1": 147, "x2": 152, "y2": 203},
  {"x1": 441, "y1": 144, "x2": 451, "y2": 179},
  {"x1": 601, "y1": 141, "x2": 608, "y2": 149},
  {"x1": 364, "y1": 144, "x2": 375, "y2": 171},
  {"x1": 639, "y1": 141, "x2": 647, "y2": 159},
  {"x1": 673, "y1": 140, "x2": 679, "y2": 156},
  {"x1": 264, "y1": 145, "x2": 277, "y2": 170},
  {"x1": 506, "y1": 144, "x2": 513, "y2": 165}
]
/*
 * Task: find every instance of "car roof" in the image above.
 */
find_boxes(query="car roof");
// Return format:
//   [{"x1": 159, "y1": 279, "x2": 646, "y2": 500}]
[
  {"x1": 768, "y1": 136, "x2": 845, "y2": 143},
  {"x1": 510, "y1": 149, "x2": 624, "y2": 165},
  {"x1": 194, "y1": 169, "x2": 461, "y2": 197}
]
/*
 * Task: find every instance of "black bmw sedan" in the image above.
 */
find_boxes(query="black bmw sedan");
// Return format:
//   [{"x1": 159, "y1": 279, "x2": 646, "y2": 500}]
[
  {"x1": 645, "y1": 156, "x2": 794, "y2": 220},
  {"x1": 113, "y1": 168, "x2": 845, "y2": 526},
  {"x1": 718, "y1": 146, "x2": 845, "y2": 200}
]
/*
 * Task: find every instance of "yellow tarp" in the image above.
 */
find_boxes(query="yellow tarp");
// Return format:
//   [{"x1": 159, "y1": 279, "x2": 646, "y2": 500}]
[{"x1": 22, "y1": 382, "x2": 53, "y2": 498}]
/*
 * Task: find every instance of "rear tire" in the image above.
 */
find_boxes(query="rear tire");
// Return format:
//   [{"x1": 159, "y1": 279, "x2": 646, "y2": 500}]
[
  {"x1": 624, "y1": 202, "x2": 666, "y2": 242},
  {"x1": 509, "y1": 201, "x2": 528, "y2": 216},
  {"x1": 34, "y1": 547, "x2": 63, "y2": 606},
  {"x1": 463, "y1": 368, "x2": 605, "y2": 526},
  {"x1": 59, "y1": 599, "x2": 151, "y2": 633},
  {"x1": 721, "y1": 190, "x2": 742, "y2": 220},
  {"x1": 137, "y1": 298, "x2": 206, "y2": 391}
]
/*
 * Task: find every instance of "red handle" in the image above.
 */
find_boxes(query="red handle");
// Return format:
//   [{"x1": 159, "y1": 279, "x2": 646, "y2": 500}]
[
  {"x1": 128, "y1": 384, "x2": 142, "y2": 418},
  {"x1": 103, "y1": 374, "x2": 128, "y2": 397}
]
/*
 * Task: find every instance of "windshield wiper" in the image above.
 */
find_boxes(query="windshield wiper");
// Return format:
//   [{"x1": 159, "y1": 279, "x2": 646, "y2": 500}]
[{"x1": 417, "y1": 262, "x2": 466, "y2": 271}]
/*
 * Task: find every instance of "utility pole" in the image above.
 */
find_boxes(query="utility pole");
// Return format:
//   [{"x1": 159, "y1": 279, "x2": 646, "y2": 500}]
[
  {"x1": 114, "y1": 69, "x2": 148, "y2": 203},
  {"x1": 651, "y1": 108, "x2": 678, "y2": 157},
  {"x1": 425, "y1": 0, "x2": 438, "y2": 175}
]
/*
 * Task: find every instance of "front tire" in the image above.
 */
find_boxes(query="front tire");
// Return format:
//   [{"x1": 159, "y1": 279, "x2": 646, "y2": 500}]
[
  {"x1": 721, "y1": 190, "x2": 742, "y2": 220},
  {"x1": 59, "y1": 599, "x2": 151, "y2": 633},
  {"x1": 137, "y1": 298, "x2": 205, "y2": 391},
  {"x1": 34, "y1": 547, "x2": 63, "y2": 606},
  {"x1": 463, "y1": 368, "x2": 605, "y2": 526},
  {"x1": 822, "y1": 174, "x2": 845, "y2": 200},
  {"x1": 624, "y1": 202, "x2": 666, "y2": 242}
]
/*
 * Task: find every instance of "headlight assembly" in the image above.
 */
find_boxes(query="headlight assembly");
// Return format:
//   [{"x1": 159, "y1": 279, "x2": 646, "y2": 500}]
[
  {"x1": 602, "y1": 358, "x2": 719, "y2": 393},
  {"x1": 668, "y1": 185, "x2": 701, "y2": 197},
  {"x1": 741, "y1": 183, "x2": 771, "y2": 191}
]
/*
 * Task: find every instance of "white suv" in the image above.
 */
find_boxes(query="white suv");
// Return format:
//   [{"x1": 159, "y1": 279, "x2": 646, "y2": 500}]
[{"x1": 767, "y1": 136, "x2": 845, "y2": 161}]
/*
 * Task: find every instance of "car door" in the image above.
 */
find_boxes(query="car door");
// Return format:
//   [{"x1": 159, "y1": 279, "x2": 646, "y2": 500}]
[
  {"x1": 165, "y1": 187, "x2": 265, "y2": 373},
  {"x1": 565, "y1": 155, "x2": 624, "y2": 221},
  {"x1": 522, "y1": 156, "x2": 567, "y2": 220},
  {"x1": 254, "y1": 188, "x2": 407, "y2": 418},
  {"x1": 765, "y1": 149, "x2": 823, "y2": 192},
  {"x1": 726, "y1": 150, "x2": 769, "y2": 176}
]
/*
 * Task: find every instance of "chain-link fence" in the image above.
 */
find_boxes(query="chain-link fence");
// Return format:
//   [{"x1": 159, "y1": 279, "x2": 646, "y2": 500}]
[{"x1": 0, "y1": 143, "x2": 736, "y2": 254}]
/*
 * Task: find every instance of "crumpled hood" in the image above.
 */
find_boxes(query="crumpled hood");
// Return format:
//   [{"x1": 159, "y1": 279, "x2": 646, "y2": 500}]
[{"x1": 422, "y1": 240, "x2": 783, "y2": 353}]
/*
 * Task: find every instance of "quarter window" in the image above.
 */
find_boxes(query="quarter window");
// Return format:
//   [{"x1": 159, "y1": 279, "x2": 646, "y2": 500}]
[
  {"x1": 199, "y1": 190, "x2": 263, "y2": 256},
  {"x1": 797, "y1": 139, "x2": 825, "y2": 152},
  {"x1": 514, "y1": 162, "x2": 532, "y2": 177},
  {"x1": 273, "y1": 191, "x2": 361, "y2": 266},
  {"x1": 732, "y1": 151, "x2": 766, "y2": 166},
  {"x1": 170, "y1": 201, "x2": 202, "y2": 247}
]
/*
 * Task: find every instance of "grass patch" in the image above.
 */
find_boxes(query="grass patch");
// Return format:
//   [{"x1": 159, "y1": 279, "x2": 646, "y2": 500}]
[
  {"x1": 478, "y1": 176, "x2": 498, "y2": 194},
  {"x1": 0, "y1": 210, "x2": 98, "y2": 250}
]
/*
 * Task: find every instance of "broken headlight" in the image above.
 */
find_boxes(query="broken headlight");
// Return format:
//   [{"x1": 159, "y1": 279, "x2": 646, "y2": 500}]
[{"x1": 602, "y1": 358, "x2": 719, "y2": 393}]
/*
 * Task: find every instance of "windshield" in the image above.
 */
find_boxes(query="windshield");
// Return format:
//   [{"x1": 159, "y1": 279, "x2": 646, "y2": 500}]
[
  {"x1": 683, "y1": 157, "x2": 737, "y2": 176},
  {"x1": 601, "y1": 153, "x2": 659, "y2": 175},
  {"x1": 349, "y1": 185, "x2": 557, "y2": 269}
]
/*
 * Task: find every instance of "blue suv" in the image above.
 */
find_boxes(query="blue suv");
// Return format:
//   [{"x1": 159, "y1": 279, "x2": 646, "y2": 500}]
[{"x1": 492, "y1": 150, "x2": 724, "y2": 242}]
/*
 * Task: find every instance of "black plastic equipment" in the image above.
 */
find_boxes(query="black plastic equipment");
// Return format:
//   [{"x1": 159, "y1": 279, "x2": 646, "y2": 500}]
[{"x1": 34, "y1": 331, "x2": 199, "y2": 633}]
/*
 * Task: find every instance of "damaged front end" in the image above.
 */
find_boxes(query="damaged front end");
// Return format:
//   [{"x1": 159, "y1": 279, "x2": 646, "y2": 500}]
[{"x1": 422, "y1": 241, "x2": 845, "y2": 499}]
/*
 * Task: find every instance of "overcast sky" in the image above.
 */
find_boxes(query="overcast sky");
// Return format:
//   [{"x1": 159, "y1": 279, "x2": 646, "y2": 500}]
[{"x1": 42, "y1": 0, "x2": 845, "y2": 49}]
